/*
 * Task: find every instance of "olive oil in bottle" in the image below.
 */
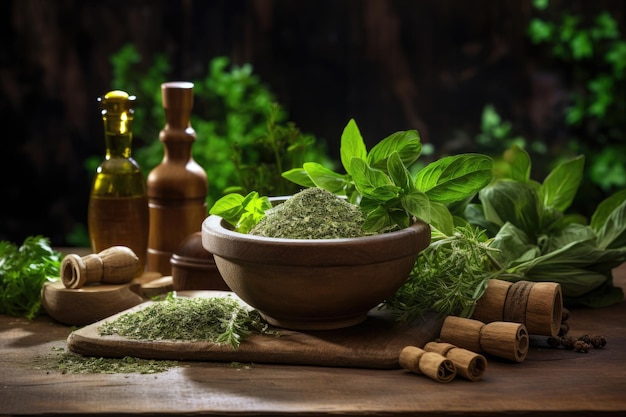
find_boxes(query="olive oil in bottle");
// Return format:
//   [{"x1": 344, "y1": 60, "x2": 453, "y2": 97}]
[{"x1": 88, "y1": 90, "x2": 149, "y2": 274}]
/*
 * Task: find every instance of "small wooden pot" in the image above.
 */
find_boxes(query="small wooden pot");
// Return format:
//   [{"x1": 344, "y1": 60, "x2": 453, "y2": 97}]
[{"x1": 170, "y1": 232, "x2": 229, "y2": 291}]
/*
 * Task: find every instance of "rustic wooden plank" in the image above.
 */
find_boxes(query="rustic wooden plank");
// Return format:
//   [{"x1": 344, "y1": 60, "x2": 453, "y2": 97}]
[{"x1": 1, "y1": 264, "x2": 625, "y2": 416}]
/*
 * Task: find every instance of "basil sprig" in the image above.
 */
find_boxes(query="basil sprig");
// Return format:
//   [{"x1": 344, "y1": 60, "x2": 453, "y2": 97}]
[{"x1": 283, "y1": 119, "x2": 493, "y2": 234}]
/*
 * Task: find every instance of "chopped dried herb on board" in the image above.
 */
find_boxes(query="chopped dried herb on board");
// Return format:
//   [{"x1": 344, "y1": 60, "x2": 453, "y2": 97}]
[{"x1": 98, "y1": 294, "x2": 277, "y2": 349}]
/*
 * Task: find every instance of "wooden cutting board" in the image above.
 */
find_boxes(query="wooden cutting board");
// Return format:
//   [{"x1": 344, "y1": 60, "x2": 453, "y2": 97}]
[{"x1": 67, "y1": 291, "x2": 443, "y2": 369}]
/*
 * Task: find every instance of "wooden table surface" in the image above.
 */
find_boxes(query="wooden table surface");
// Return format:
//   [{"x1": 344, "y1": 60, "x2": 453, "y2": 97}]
[{"x1": 2, "y1": 264, "x2": 626, "y2": 417}]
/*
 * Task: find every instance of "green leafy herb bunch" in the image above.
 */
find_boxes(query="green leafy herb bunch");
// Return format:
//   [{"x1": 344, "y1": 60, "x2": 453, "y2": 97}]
[
  {"x1": 211, "y1": 119, "x2": 494, "y2": 236},
  {"x1": 282, "y1": 119, "x2": 493, "y2": 235},
  {"x1": 0, "y1": 236, "x2": 62, "y2": 319}
]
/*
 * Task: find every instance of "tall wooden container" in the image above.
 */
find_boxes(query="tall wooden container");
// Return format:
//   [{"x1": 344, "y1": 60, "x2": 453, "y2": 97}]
[{"x1": 146, "y1": 82, "x2": 208, "y2": 275}]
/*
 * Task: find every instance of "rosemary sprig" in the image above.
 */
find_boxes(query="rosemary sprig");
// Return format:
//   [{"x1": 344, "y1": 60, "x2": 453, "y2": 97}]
[{"x1": 385, "y1": 225, "x2": 503, "y2": 322}]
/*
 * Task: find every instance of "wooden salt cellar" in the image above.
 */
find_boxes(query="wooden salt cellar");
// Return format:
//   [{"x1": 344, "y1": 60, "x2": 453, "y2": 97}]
[
  {"x1": 472, "y1": 279, "x2": 563, "y2": 337},
  {"x1": 61, "y1": 246, "x2": 139, "y2": 289},
  {"x1": 439, "y1": 316, "x2": 529, "y2": 363},
  {"x1": 147, "y1": 81, "x2": 208, "y2": 275}
]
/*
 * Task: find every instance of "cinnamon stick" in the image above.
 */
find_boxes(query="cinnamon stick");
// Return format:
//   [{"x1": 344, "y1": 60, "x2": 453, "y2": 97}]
[
  {"x1": 399, "y1": 346, "x2": 457, "y2": 383},
  {"x1": 439, "y1": 316, "x2": 529, "y2": 362},
  {"x1": 424, "y1": 342, "x2": 487, "y2": 381},
  {"x1": 472, "y1": 279, "x2": 562, "y2": 337}
]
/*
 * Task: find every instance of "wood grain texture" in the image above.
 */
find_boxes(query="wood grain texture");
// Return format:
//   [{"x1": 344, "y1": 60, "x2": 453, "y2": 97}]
[{"x1": 1, "y1": 263, "x2": 625, "y2": 416}]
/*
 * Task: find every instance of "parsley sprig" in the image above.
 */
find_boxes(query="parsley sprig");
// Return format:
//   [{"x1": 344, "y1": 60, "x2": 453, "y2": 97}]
[{"x1": 0, "y1": 235, "x2": 62, "y2": 319}]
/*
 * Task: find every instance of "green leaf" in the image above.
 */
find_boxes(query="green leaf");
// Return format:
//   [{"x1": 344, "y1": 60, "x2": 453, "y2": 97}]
[
  {"x1": 340, "y1": 119, "x2": 367, "y2": 175},
  {"x1": 281, "y1": 168, "x2": 317, "y2": 188},
  {"x1": 414, "y1": 154, "x2": 493, "y2": 204},
  {"x1": 401, "y1": 189, "x2": 431, "y2": 222},
  {"x1": 0, "y1": 236, "x2": 61, "y2": 319},
  {"x1": 367, "y1": 130, "x2": 422, "y2": 171},
  {"x1": 479, "y1": 180, "x2": 542, "y2": 237},
  {"x1": 571, "y1": 31, "x2": 593, "y2": 59},
  {"x1": 302, "y1": 162, "x2": 348, "y2": 194},
  {"x1": 508, "y1": 239, "x2": 626, "y2": 298},
  {"x1": 539, "y1": 155, "x2": 584, "y2": 212},
  {"x1": 502, "y1": 145, "x2": 531, "y2": 182},
  {"x1": 350, "y1": 158, "x2": 400, "y2": 201},
  {"x1": 209, "y1": 193, "x2": 245, "y2": 222},
  {"x1": 428, "y1": 202, "x2": 455, "y2": 236},
  {"x1": 463, "y1": 203, "x2": 501, "y2": 237},
  {"x1": 386, "y1": 151, "x2": 413, "y2": 192},
  {"x1": 490, "y1": 222, "x2": 539, "y2": 266},
  {"x1": 594, "y1": 196, "x2": 626, "y2": 250},
  {"x1": 209, "y1": 192, "x2": 271, "y2": 233},
  {"x1": 362, "y1": 206, "x2": 394, "y2": 233},
  {"x1": 590, "y1": 189, "x2": 626, "y2": 232}
]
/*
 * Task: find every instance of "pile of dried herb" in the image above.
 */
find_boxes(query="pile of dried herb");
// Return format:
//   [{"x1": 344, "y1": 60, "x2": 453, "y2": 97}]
[
  {"x1": 53, "y1": 352, "x2": 178, "y2": 374},
  {"x1": 249, "y1": 187, "x2": 369, "y2": 239},
  {"x1": 98, "y1": 295, "x2": 276, "y2": 349}
]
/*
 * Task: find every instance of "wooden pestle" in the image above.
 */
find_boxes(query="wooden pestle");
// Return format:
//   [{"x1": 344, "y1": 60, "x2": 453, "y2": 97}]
[
  {"x1": 399, "y1": 346, "x2": 457, "y2": 383},
  {"x1": 472, "y1": 279, "x2": 562, "y2": 337},
  {"x1": 439, "y1": 316, "x2": 529, "y2": 363},
  {"x1": 61, "y1": 246, "x2": 140, "y2": 289},
  {"x1": 424, "y1": 342, "x2": 487, "y2": 381}
]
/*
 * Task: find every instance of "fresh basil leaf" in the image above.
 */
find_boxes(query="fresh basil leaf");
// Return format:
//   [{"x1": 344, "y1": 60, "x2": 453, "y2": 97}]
[
  {"x1": 388, "y1": 208, "x2": 412, "y2": 230},
  {"x1": 243, "y1": 192, "x2": 272, "y2": 214},
  {"x1": 594, "y1": 197, "x2": 626, "y2": 250},
  {"x1": 362, "y1": 206, "x2": 393, "y2": 232},
  {"x1": 463, "y1": 203, "x2": 501, "y2": 237},
  {"x1": 590, "y1": 189, "x2": 626, "y2": 232},
  {"x1": 340, "y1": 119, "x2": 367, "y2": 175},
  {"x1": 490, "y1": 222, "x2": 539, "y2": 266},
  {"x1": 386, "y1": 151, "x2": 413, "y2": 192},
  {"x1": 350, "y1": 158, "x2": 399, "y2": 201},
  {"x1": 548, "y1": 212, "x2": 587, "y2": 232},
  {"x1": 539, "y1": 154, "x2": 584, "y2": 212},
  {"x1": 508, "y1": 238, "x2": 626, "y2": 297},
  {"x1": 401, "y1": 189, "x2": 431, "y2": 221},
  {"x1": 209, "y1": 192, "x2": 271, "y2": 233},
  {"x1": 302, "y1": 162, "x2": 348, "y2": 194},
  {"x1": 370, "y1": 185, "x2": 402, "y2": 202},
  {"x1": 367, "y1": 130, "x2": 422, "y2": 171},
  {"x1": 209, "y1": 193, "x2": 245, "y2": 221},
  {"x1": 281, "y1": 167, "x2": 317, "y2": 188},
  {"x1": 541, "y1": 223, "x2": 596, "y2": 253},
  {"x1": 503, "y1": 144, "x2": 531, "y2": 182},
  {"x1": 414, "y1": 154, "x2": 493, "y2": 204},
  {"x1": 429, "y1": 201, "x2": 455, "y2": 236},
  {"x1": 479, "y1": 180, "x2": 541, "y2": 237}
]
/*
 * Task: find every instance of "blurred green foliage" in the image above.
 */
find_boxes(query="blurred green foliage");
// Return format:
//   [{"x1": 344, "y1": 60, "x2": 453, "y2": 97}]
[
  {"x1": 104, "y1": 44, "x2": 331, "y2": 205},
  {"x1": 528, "y1": 0, "x2": 626, "y2": 193},
  {"x1": 74, "y1": 44, "x2": 332, "y2": 247}
]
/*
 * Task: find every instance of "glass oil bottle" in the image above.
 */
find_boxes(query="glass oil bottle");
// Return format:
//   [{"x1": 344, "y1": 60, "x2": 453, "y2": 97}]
[{"x1": 88, "y1": 90, "x2": 149, "y2": 274}]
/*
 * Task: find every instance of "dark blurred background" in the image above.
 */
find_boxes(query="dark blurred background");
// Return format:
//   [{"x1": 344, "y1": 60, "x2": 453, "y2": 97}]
[{"x1": 2, "y1": 0, "x2": 625, "y2": 247}]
